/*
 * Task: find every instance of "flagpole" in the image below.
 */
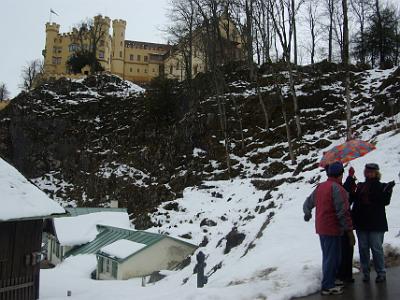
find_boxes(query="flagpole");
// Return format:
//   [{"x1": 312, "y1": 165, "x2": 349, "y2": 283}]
[{"x1": 49, "y1": 9, "x2": 52, "y2": 23}]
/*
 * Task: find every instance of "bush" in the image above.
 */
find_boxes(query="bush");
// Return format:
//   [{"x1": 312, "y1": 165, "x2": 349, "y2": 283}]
[
  {"x1": 67, "y1": 51, "x2": 104, "y2": 74},
  {"x1": 145, "y1": 77, "x2": 182, "y2": 124}
]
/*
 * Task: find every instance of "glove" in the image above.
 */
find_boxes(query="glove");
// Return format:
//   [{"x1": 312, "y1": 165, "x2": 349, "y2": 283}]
[
  {"x1": 349, "y1": 167, "x2": 355, "y2": 177},
  {"x1": 348, "y1": 231, "x2": 356, "y2": 246},
  {"x1": 387, "y1": 181, "x2": 396, "y2": 190},
  {"x1": 304, "y1": 214, "x2": 312, "y2": 222}
]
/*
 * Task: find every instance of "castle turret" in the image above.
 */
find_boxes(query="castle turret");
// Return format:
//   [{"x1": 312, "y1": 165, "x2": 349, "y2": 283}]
[
  {"x1": 111, "y1": 19, "x2": 127, "y2": 77},
  {"x1": 43, "y1": 22, "x2": 60, "y2": 74}
]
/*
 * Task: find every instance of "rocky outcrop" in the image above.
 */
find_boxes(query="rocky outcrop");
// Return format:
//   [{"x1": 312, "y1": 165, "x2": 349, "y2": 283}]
[{"x1": 1, "y1": 66, "x2": 396, "y2": 228}]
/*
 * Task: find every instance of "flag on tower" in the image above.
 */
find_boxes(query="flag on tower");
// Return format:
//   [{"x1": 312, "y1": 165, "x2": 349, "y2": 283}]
[{"x1": 50, "y1": 9, "x2": 59, "y2": 16}]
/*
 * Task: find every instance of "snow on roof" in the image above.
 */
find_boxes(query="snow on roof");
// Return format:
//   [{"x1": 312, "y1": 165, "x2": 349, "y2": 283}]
[
  {"x1": 100, "y1": 239, "x2": 147, "y2": 260},
  {"x1": 54, "y1": 211, "x2": 131, "y2": 246},
  {"x1": 0, "y1": 157, "x2": 65, "y2": 222}
]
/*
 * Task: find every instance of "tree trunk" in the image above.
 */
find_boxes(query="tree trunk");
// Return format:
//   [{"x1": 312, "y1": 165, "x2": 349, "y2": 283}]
[
  {"x1": 278, "y1": 87, "x2": 296, "y2": 165},
  {"x1": 292, "y1": 0, "x2": 298, "y2": 65},
  {"x1": 255, "y1": 74, "x2": 270, "y2": 131},
  {"x1": 375, "y1": 0, "x2": 384, "y2": 66},
  {"x1": 328, "y1": 0, "x2": 334, "y2": 62},
  {"x1": 343, "y1": 0, "x2": 352, "y2": 141},
  {"x1": 286, "y1": 53, "x2": 301, "y2": 137},
  {"x1": 232, "y1": 96, "x2": 245, "y2": 151}
]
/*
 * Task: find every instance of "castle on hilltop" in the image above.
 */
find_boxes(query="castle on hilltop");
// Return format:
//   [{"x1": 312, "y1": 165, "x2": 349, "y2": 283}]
[{"x1": 43, "y1": 15, "x2": 243, "y2": 84}]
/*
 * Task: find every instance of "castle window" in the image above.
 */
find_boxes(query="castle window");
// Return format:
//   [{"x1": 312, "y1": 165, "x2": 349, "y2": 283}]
[
  {"x1": 144, "y1": 56, "x2": 148, "y2": 62},
  {"x1": 130, "y1": 54, "x2": 134, "y2": 61},
  {"x1": 170, "y1": 65, "x2": 173, "y2": 74},
  {"x1": 194, "y1": 65, "x2": 198, "y2": 74},
  {"x1": 153, "y1": 68, "x2": 155, "y2": 73},
  {"x1": 99, "y1": 51, "x2": 105, "y2": 59},
  {"x1": 100, "y1": 40, "x2": 105, "y2": 47},
  {"x1": 130, "y1": 68, "x2": 132, "y2": 72},
  {"x1": 119, "y1": 51, "x2": 122, "y2": 58},
  {"x1": 121, "y1": 32, "x2": 123, "y2": 37},
  {"x1": 137, "y1": 69, "x2": 140, "y2": 73},
  {"x1": 137, "y1": 55, "x2": 141, "y2": 61},
  {"x1": 120, "y1": 41, "x2": 123, "y2": 46},
  {"x1": 52, "y1": 57, "x2": 61, "y2": 65},
  {"x1": 144, "y1": 69, "x2": 148, "y2": 73},
  {"x1": 176, "y1": 62, "x2": 180, "y2": 69}
]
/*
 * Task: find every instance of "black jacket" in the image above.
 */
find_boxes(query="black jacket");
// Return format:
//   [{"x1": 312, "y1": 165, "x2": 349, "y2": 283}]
[{"x1": 351, "y1": 179, "x2": 393, "y2": 232}]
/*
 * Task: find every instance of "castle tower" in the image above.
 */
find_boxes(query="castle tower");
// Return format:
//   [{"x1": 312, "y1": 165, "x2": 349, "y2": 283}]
[
  {"x1": 111, "y1": 19, "x2": 127, "y2": 77},
  {"x1": 94, "y1": 15, "x2": 112, "y2": 72},
  {"x1": 43, "y1": 22, "x2": 60, "y2": 74}
]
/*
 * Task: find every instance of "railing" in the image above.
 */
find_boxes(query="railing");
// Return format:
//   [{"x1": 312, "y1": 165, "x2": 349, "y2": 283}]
[{"x1": 0, "y1": 276, "x2": 35, "y2": 300}]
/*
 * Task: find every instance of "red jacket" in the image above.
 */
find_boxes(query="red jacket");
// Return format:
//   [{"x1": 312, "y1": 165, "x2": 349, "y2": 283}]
[{"x1": 304, "y1": 177, "x2": 353, "y2": 236}]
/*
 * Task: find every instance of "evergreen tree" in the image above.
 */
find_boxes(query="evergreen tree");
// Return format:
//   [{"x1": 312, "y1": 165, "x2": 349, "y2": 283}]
[{"x1": 355, "y1": 6, "x2": 400, "y2": 67}]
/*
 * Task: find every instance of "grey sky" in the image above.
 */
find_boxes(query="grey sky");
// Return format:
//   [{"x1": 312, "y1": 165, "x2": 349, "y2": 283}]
[{"x1": 0, "y1": 0, "x2": 169, "y2": 97}]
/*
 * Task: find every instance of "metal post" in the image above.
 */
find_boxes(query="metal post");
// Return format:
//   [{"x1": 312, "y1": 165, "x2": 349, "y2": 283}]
[{"x1": 194, "y1": 251, "x2": 207, "y2": 288}]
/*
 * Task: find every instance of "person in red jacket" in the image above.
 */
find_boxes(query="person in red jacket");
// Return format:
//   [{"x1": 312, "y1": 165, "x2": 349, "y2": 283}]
[{"x1": 303, "y1": 162, "x2": 355, "y2": 296}]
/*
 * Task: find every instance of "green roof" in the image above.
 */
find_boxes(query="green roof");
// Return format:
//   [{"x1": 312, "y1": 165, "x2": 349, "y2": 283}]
[
  {"x1": 65, "y1": 207, "x2": 127, "y2": 217},
  {"x1": 65, "y1": 225, "x2": 197, "y2": 261}
]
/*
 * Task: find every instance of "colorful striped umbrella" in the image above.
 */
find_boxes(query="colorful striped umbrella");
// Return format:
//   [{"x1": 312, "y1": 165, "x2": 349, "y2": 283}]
[{"x1": 319, "y1": 140, "x2": 376, "y2": 168}]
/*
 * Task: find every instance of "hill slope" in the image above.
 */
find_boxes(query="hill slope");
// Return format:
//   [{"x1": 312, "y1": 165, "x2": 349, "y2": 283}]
[{"x1": 35, "y1": 66, "x2": 400, "y2": 299}]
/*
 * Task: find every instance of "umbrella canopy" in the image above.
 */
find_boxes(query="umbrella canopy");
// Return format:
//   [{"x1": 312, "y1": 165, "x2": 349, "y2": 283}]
[{"x1": 319, "y1": 140, "x2": 376, "y2": 168}]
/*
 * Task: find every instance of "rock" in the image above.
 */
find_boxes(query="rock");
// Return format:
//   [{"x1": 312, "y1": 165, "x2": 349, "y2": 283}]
[
  {"x1": 199, "y1": 236, "x2": 209, "y2": 247},
  {"x1": 200, "y1": 218, "x2": 217, "y2": 227},
  {"x1": 163, "y1": 202, "x2": 179, "y2": 211},
  {"x1": 224, "y1": 227, "x2": 246, "y2": 254},
  {"x1": 179, "y1": 233, "x2": 192, "y2": 239},
  {"x1": 211, "y1": 191, "x2": 223, "y2": 198}
]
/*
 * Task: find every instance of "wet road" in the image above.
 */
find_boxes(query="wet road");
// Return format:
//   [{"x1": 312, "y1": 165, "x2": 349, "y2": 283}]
[{"x1": 296, "y1": 267, "x2": 400, "y2": 300}]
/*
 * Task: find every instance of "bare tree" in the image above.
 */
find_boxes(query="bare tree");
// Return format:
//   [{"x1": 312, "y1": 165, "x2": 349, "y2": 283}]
[
  {"x1": 194, "y1": 0, "x2": 232, "y2": 176},
  {"x1": 167, "y1": 0, "x2": 198, "y2": 84},
  {"x1": 342, "y1": 0, "x2": 352, "y2": 140},
  {"x1": 325, "y1": 0, "x2": 336, "y2": 62},
  {"x1": 277, "y1": 86, "x2": 296, "y2": 165},
  {"x1": 333, "y1": 3, "x2": 344, "y2": 62},
  {"x1": 291, "y1": 0, "x2": 306, "y2": 65},
  {"x1": 267, "y1": 0, "x2": 302, "y2": 137},
  {"x1": 305, "y1": 0, "x2": 322, "y2": 64},
  {"x1": 20, "y1": 59, "x2": 44, "y2": 91},
  {"x1": 0, "y1": 83, "x2": 10, "y2": 101},
  {"x1": 71, "y1": 16, "x2": 108, "y2": 74},
  {"x1": 254, "y1": 0, "x2": 273, "y2": 64}
]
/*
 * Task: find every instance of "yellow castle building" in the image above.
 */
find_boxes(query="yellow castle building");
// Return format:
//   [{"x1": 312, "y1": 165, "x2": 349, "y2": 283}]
[{"x1": 43, "y1": 15, "x2": 243, "y2": 84}]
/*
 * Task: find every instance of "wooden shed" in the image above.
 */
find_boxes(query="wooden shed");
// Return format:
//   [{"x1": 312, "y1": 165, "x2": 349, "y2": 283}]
[{"x1": 0, "y1": 158, "x2": 64, "y2": 300}]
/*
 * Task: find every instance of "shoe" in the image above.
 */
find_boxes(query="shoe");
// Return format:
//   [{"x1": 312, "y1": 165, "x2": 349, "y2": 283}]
[
  {"x1": 321, "y1": 287, "x2": 344, "y2": 296},
  {"x1": 375, "y1": 275, "x2": 386, "y2": 283},
  {"x1": 335, "y1": 279, "x2": 345, "y2": 288}
]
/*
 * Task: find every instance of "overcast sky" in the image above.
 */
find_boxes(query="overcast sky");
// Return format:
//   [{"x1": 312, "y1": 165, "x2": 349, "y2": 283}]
[{"x1": 0, "y1": 0, "x2": 170, "y2": 97}]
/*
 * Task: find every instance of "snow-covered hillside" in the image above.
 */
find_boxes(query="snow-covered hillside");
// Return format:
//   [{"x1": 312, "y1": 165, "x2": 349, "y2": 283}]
[{"x1": 38, "y1": 67, "x2": 400, "y2": 300}]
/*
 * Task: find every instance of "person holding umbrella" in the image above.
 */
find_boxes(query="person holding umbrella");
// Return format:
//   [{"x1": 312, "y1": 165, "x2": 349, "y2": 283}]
[
  {"x1": 351, "y1": 163, "x2": 395, "y2": 283},
  {"x1": 303, "y1": 162, "x2": 355, "y2": 295}
]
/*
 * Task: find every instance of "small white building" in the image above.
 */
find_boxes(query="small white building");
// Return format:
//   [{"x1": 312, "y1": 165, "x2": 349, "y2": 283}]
[
  {"x1": 96, "y1": 226, "x2": 197, "y2": 280},
  {"x1": 46, "y1": 208, "x2": 130, "y2": 265}
]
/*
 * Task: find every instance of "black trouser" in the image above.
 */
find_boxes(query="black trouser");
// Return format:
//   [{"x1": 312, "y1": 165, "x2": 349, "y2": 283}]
[{"x1": 337, "y1": 234, "x2": 354, "y2": 281}]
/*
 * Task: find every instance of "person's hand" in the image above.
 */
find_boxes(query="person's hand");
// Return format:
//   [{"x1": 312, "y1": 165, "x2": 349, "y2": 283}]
[
  {"x1": 304, "y1": 214, "x2": 312, "y2": 222},
  {"x1": 348, "y1": 231, "x2": 356, "y2": 246},
  {"x1": 387, "y1": 181, "x2": 396, "y2": 190},
  {"x1": 349, "y1": 167, "x2": 355, "y2": 177}
]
